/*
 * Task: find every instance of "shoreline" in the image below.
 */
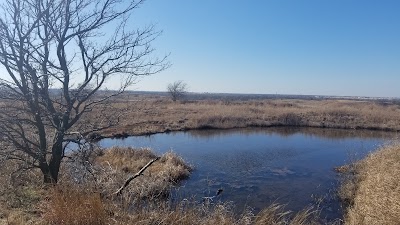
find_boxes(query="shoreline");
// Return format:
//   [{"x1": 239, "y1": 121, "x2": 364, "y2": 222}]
[
  {"x1": 338, "y1": 144, "x2": 400, "y2": 224},
  {"x1": 94, "y1": 124, "x2": 400, "y2": 141},
  {"x1": 82, "y1": 97, "x2": 400, "y2": 140}
]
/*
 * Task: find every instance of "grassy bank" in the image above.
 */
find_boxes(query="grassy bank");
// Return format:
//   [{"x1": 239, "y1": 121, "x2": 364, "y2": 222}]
[
  {"x1": 0, "y1": 147, "x2": 324, "y2": 225},
  {"x1": 0, "y1": 147, "x2": 192, "y2": 224},
  {"x1": 85, "y1": 96, "x2": 400, "y2": 138},
  {"x1": 339, "y1": 144, "x2": 400, "y2": 224}
]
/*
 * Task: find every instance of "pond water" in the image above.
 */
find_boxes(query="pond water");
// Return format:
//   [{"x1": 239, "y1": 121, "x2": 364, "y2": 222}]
[{"x1": 99, "y1": 127, "x2": 398, "y2": 221}]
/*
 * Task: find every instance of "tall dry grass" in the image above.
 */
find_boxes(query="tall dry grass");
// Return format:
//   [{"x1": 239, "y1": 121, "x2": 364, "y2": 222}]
[
  {"x1": 340, "y1": 144, "x2": 400, "y2": 225},
  {"x1": 86, "y1": 97, "x2": 400, "y2": 138},
  {"x1": 42, "y1": 184, "x2": 107, "y2": 225},
  {"x1": 0, "y1": 158, "x2": 45, "y2": 225},
  {"x1": 94, "y1": 147, "x2": 192, "y2": 200}
]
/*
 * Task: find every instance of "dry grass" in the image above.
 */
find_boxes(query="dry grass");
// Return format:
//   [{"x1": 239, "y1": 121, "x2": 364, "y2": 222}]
[
  {"x1": 95, "y1": 147, "x2": 192, "y2": 200},
  {"x1": 42, "y1": 184, "x2": 107, "y2": 225},
  {"x1": 339, "y1": 144, "x2": 400, "y2": 225},
  {"x1": 97, "y1": 147, "x2": 192, "y2": 181},
  {"x1": 84, "y1": 96, "x2": 400, "y2": 138},
  {"x1": 0, "y1": 159, "x2": 45, "y2": 225},
  {"x1": 255, "y1": 204, "x2": 321, "y2": 225}
]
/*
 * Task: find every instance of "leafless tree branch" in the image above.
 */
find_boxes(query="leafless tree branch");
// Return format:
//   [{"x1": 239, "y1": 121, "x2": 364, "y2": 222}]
[{"x1": 0, "y1": 0, "x2": 169, "y2": 183}]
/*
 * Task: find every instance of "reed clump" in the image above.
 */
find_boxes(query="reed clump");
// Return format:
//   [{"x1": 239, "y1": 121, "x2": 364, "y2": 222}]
[
  {"x1": 95, "y1": 147, "x2": 192, "y2": 199},
  {"x1": 41, "y1": 184, "x2": 107, "y2": 225}
]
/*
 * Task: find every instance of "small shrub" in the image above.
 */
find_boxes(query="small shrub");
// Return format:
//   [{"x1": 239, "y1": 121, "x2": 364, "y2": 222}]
[{"x1": 279, "y1": 113, "x2": 303, "y2": 126}]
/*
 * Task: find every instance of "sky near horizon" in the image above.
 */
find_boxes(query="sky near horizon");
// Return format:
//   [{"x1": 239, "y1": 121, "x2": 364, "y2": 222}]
[
  {"x1": 127, "y1": 0, "x2": 400, "y2": 97},
  {"x1": 1, "y1": 1, "x2": 398, "y2": 97}
]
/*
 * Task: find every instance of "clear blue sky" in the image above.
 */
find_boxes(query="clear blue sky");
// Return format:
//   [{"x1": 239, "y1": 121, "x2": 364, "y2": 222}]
[{"x1": 123, "y1": 1, "x2": 400, "y2": 97}]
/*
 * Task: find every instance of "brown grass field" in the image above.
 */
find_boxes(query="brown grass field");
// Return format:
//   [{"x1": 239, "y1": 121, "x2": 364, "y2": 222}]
[{"x1": 86, "y1": 95, "x2": 400, "y2": 138}]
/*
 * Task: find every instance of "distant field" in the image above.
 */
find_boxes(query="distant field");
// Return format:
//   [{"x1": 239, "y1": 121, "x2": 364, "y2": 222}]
[
  {"x1": 83, "y1": 92, "x2": 400, "y2": 138},
  {"x1": 104, "y1": 90, "x2": 400, "y2": 102}
]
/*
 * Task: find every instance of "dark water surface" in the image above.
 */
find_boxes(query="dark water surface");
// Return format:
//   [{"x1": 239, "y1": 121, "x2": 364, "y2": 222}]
[{"x1": 99, "y1": 127, "x2": 398, "y2": 221}]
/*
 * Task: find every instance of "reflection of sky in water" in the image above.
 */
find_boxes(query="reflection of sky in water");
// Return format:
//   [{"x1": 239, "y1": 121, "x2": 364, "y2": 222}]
[{"x1": 99, "y1": 127, "x2": 397, "y2": 221}]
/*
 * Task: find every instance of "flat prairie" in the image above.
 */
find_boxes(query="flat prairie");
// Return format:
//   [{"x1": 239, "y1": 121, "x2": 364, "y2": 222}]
[{"x1": 87, "y1": 94, "x2": 400, "y2": 138}]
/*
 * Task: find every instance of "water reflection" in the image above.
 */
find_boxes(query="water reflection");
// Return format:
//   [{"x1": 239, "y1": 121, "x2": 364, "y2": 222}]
[
  {"x1": 99, "y1": 127, "x2": 398, "y2": 221},
  {"x1": 188, "y1": 127, "x2": 397, "y2": 140}
]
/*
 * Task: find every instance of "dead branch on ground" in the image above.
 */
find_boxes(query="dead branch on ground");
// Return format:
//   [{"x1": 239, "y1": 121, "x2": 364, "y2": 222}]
[{"x1": 114, "y1": 157, "x2": 160, "y2": 196}]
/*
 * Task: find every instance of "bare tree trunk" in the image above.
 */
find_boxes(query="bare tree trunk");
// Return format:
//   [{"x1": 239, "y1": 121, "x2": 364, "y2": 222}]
[
  {"x1": 43, "y1": 172, "x2": 54, "y2": 184},
  {"x1": 47, "y1": 135, "x2": 64, "y2": 183},
  {"x1": 39, "y1": 162, "x2": 54, "y2": 183},
  {"x1": 48, "y1": 158, "x2": 61, "y2": 183}
]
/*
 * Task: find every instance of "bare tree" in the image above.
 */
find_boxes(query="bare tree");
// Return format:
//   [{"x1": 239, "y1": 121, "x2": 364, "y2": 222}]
[
  {"x1": 0, "y1": 0, "x2": 168, "y2": 183},
  {"x1": 167, "y1": 80, "x2": 188, "y2": 102}
]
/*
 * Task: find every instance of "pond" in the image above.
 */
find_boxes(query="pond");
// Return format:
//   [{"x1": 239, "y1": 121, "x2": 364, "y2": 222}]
[{"x1": 99, "y1": 127, "x2": 397, "y2": 221}]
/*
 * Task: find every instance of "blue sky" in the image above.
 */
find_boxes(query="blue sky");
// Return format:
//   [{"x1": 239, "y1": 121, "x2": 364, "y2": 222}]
[{"x1": 128, "y1": 0, "x2": 400, "y2": 97}]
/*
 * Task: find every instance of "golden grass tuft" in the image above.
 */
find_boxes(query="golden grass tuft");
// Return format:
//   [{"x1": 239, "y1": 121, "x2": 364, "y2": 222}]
[
  {"x1": 97, "y1": 146, "x2": 158, "y2": 173},
  {"x1": 341, "y1": 144, "x2": 400, "y2": 225},
  {"x1": 42, "y1": 184, "x2": 107, "y2": 225},
  {"x1": 157, "y1": 151, "x2": 193, "y2": 182},
  {"x1": 94, "y1": 147, "x2": 192, "y2": 200},
  {"x1": 96, "y1": 147, "x2": 192, "y2": 179}
]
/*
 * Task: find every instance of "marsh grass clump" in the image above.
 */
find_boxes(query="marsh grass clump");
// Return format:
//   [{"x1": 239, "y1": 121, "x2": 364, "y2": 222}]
[
  {"x1": 42, "y1": 184, "x2": 107, "y2": 225},
  {"x1": 255, "y1": 204, "x2": 320, "y2": 225},
  {"x1": 339, "y1": 144, "x2": 400, "y2": 224},
  {"x1": 95, "y1": 147, "x2": 193, "y2": 200},
  {"x1": 97, "y1": 147, "x2": 159, "y2": 173},
  {"x1": 157, "y1": 151, "x2": 193, "y2": 182}
]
